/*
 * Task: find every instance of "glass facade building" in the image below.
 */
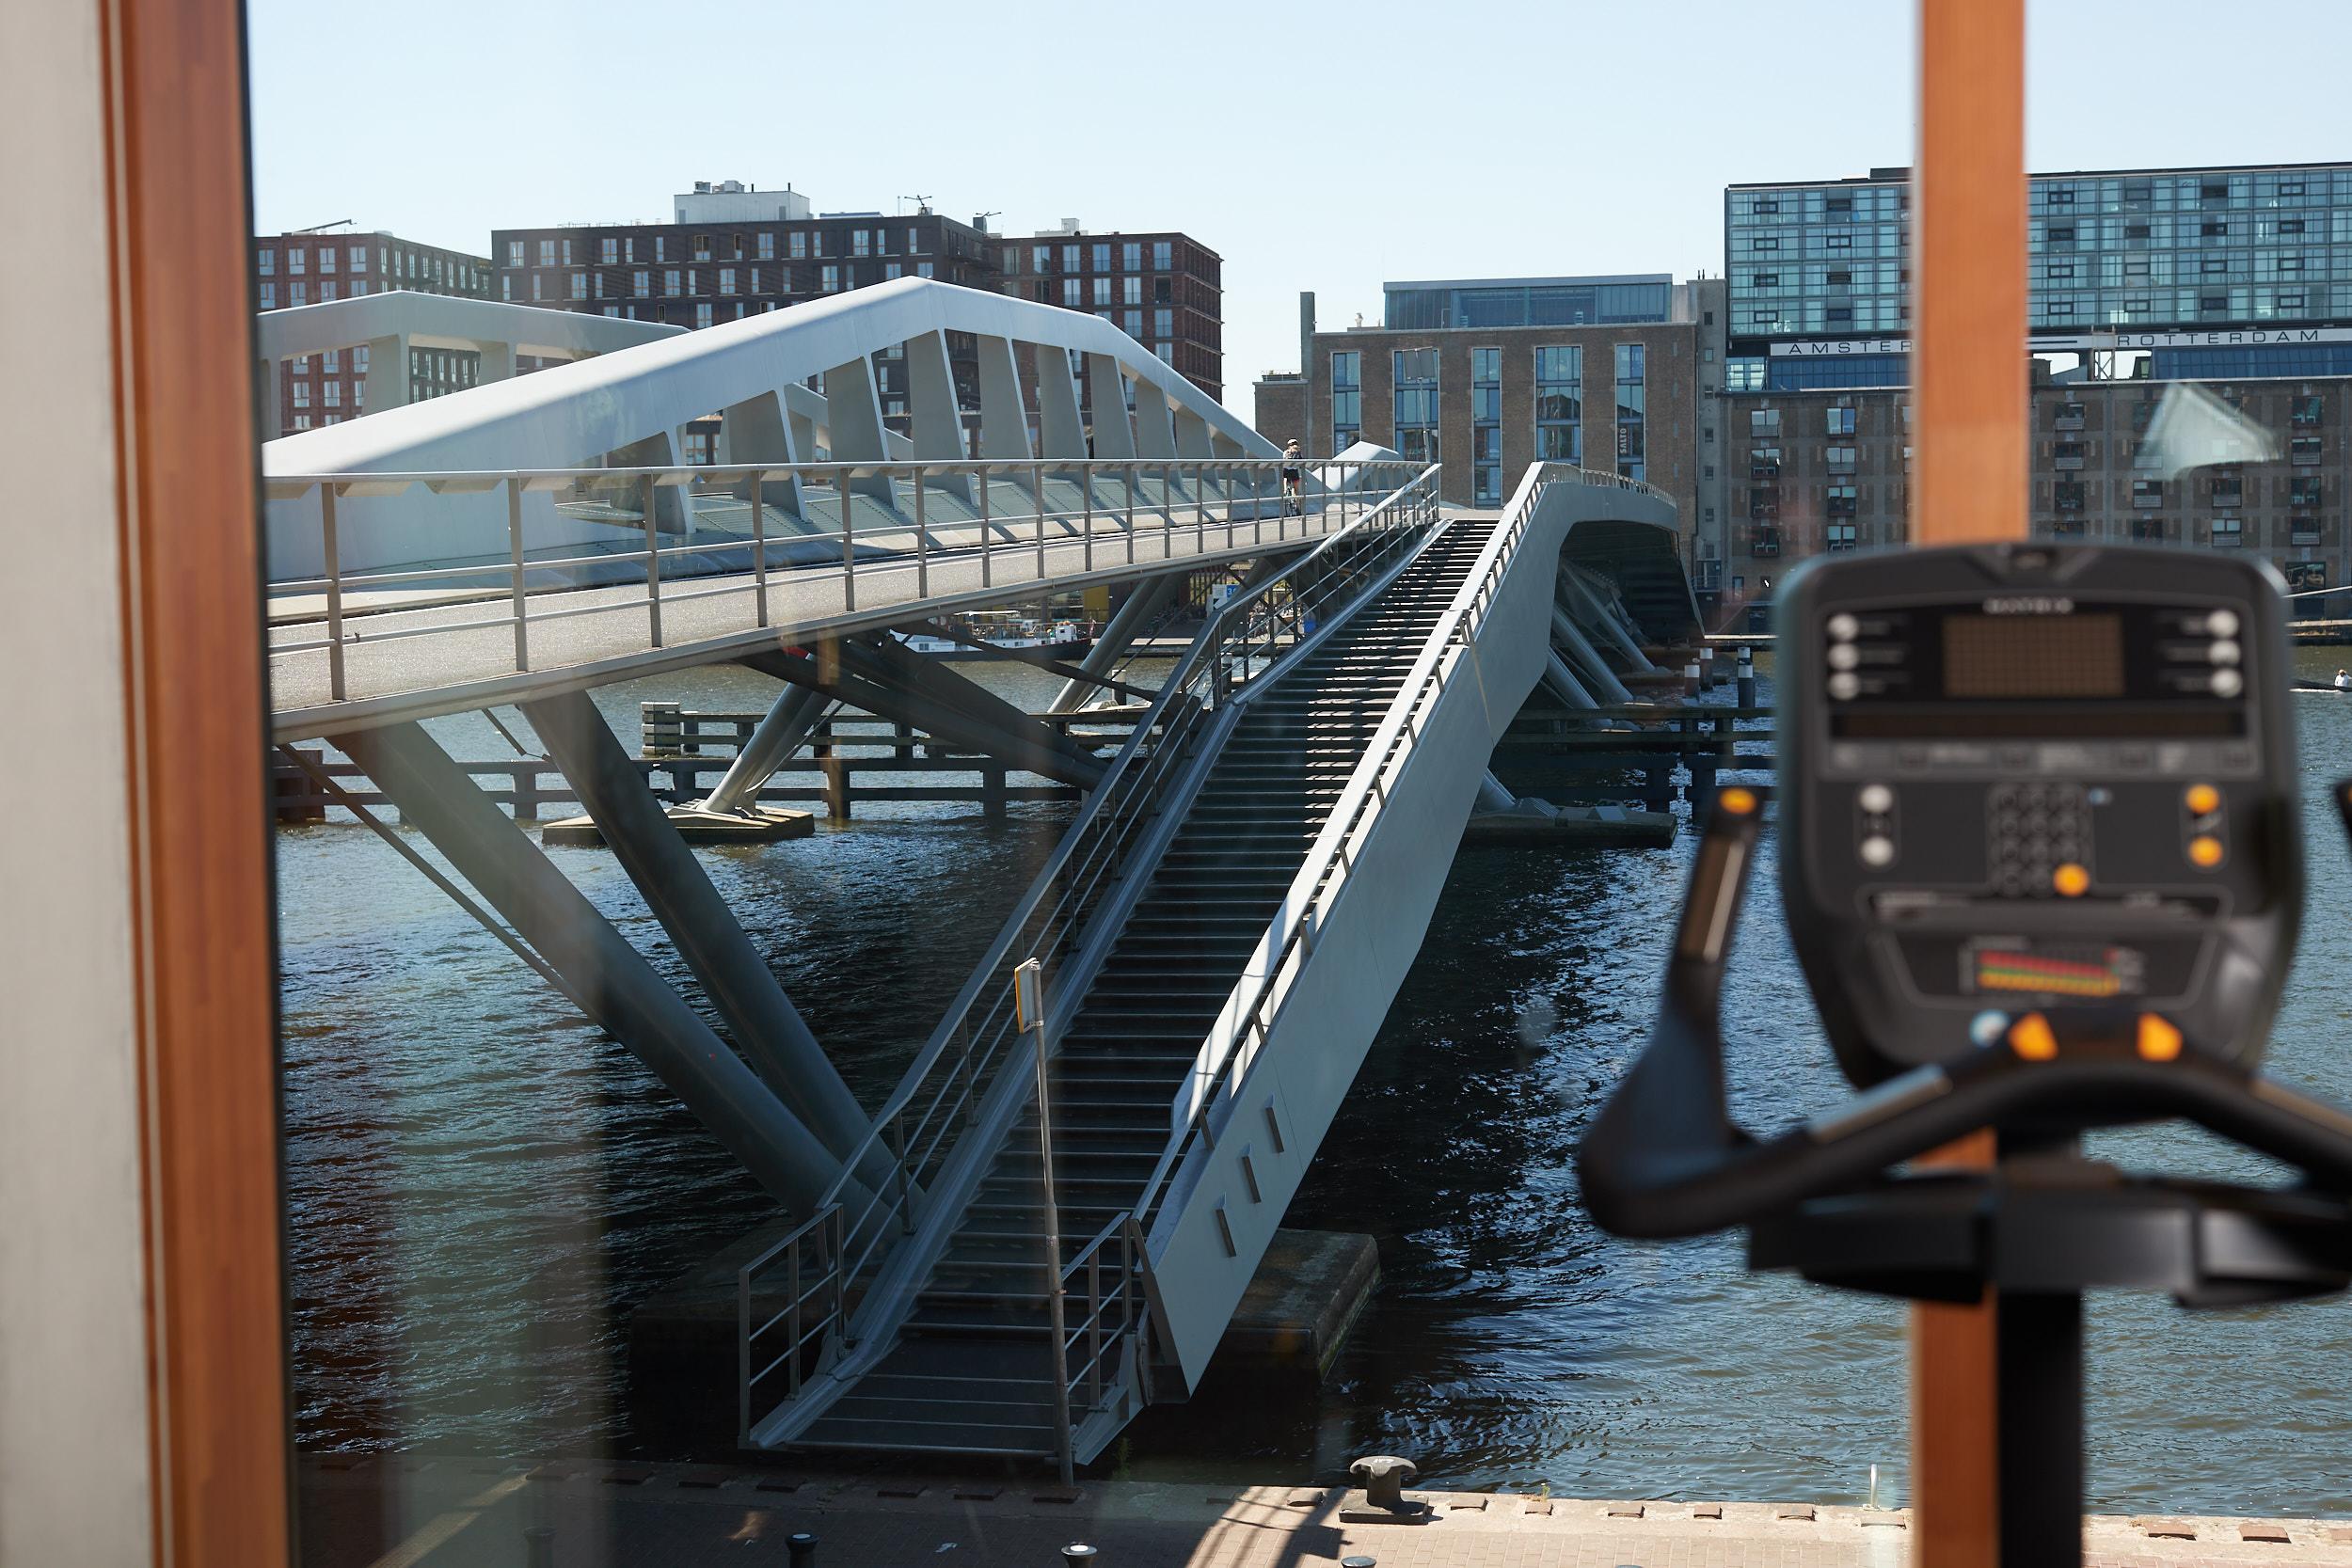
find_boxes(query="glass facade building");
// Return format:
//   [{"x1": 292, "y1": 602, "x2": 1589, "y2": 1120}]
[
  {"x1": 1385, "y1": 275, "x2": 1674, "y2": 330},
  {"x1": 1470, "y1": 347, "x2": 1502, "y2": 505},
  {"x1": 1726, "y1": 162, "x2": 2352, "y2": 387}
]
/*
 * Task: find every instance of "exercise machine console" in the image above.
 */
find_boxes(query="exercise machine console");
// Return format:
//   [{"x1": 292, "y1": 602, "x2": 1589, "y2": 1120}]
[{"x1": 1577, "y1": 542, "x2": 2352, "y2": 1567}]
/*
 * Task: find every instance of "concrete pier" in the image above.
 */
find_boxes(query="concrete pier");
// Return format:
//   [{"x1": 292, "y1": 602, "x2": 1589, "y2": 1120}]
[{"x1": 295, "y1": 1453, "x2": 2352, "y2": 1568}]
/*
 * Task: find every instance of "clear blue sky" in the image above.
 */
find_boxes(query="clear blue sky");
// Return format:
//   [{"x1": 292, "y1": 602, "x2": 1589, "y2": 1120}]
[{"x1": 247, "y1": 1, "x2": 2352, "y2": 419}]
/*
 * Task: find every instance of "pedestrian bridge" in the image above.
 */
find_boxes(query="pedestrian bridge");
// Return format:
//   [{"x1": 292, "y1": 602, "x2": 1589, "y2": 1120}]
[{"x1": 271, "y1": 280, "x2": 1693, "y2": 1470}]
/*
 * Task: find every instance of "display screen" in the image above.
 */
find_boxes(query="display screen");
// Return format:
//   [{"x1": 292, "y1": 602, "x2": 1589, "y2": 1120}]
[{"x1": 1942, "y1": 613, "x2": 2124, "y2": 699}]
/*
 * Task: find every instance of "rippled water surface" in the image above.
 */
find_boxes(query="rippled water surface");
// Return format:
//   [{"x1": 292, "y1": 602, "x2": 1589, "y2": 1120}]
[{"x1": 278, "y1": 648, "x2": 2352, "y2": 1513}]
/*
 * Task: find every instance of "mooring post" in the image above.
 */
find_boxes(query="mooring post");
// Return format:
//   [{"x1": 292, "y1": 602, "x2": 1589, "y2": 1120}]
[{"x1": 1737, "y1": 645, "x2": 1757, "y2": 707}]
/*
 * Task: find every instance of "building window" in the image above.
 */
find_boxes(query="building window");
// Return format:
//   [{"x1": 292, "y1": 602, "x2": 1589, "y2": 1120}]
[
  {"x1": 290, "y1": 282, "x2": 306, "y2": 306},
  {"x1": 258, "y1": 281, "x2": 276, "y2": 309},
  {"x1": 1122, "y1": 277, "x2": 1142, "y2": 306},
  {"x1": 291, "y1": 381, "x2": 310, "y2": 408},
  {"x1": 322, "y1": 381, "x2": 341, "y2": 408},
  {"x1": 719, "y1": 267, "x2": 737, "y2": 295},
  {"x1": 788, "y1": 231, "x2": 807, "y2": 261},
  {"x1": 1153, "y1": 241, "x2": 1172, "y2": 270},
  {"x1": 1827, "y1": 483, "x2": 1856, "y2": 518},
  {"x1": 1613, "y1": 343, "x2": 1645, "y2": 482},
  {"x1": 850, "y1": 230, "x2": 870, "y2": 258},
  {"x1": 2130, "y1": 516, "x2": 2165, "y2": 542},
  {"x1": 2211, "y1": 473, "x2": 2243, "y2": 507},
  {"x1": 633, "y1": 270, "x2": 650, "y2": 297},
  {"x1": 534, "y1": 239, "x2": 554, "y2": 266},
  {"x1": 1827, "y1": 522, "x2": 1858, "y2": 550},
  {"x1": 663, "y1": 269, "x2": 682, "y2": 296},
  {"x1": 569, "y1": 272, "x2": 586, "y2": 300},
  {"x1": 822, "y1": 264, "x2": 840, "y2": 293},
  {"x1": 1750, "y1": 407, "x2": 1781, "y2": 437},
  {"x1": 598, "y1": 237, "x2": 618, "y2": 265},
  {"x1": 2134, "y1": 478, "x2": 2164, "y2": 508},
  {"x1": 2293, "y1": 435, "x2": 2323, "y2": 466},
  {"x1": 1062, "y1": 278, "x2": 1081, "y2": 308},
  {"x1": 1062, "y1": 243, "x2": 1080, "y2": 272},
  {"x1": 1393, "y1": 348, "x2": 1439, "y2": 466},
  {"x1": 2211, "y1": 516, "x2": 2243, "y2": 547},
  {"x1": 1471, "y1": 347, "x2": 1502, "y2": 505},
  {"x1": 2293, "y1": 476, "x2": 2325, "y2": 509},
  {"x1": 2055, "y1": 481, "x2": 2086, "y2": 512},
  {"x1": 1122, "y1": 309, "x2": 1141, "y2": 337},
  {"x1": 1330, "y1": 351, "x2": 1361, "y2": 451},
  {"x1": 695, "y1": 303, "x2": 713, "y2": 329},
  {"x1": 1534, "y1": 344, "x2": 1581, "y2": 464},
  {"x1": 884, "y1": 263, "x2": 902, "y2": 281},
  {"x1": 1122, "y1": 242, "x2": 1141, "y2": 271},
  {"x1": 257, "y1": 249, "x2": 275, "y2": 277},
  {"x1": 1092, "y1": 243, "x2": 1111, "y2": 272},
  {"x1": 317, "y1": 246, "x2": 336, "y2": 274},
  {"x1": 288, "y1": 246, "x2": 306, "y2": 274},
  {"x1": 917, "y1": 261, "x2": 933, "y2": 279},
  {"x1": 1153, "y1": 308, "x2": 1173, "y2": 340},
  {"x1": 1826, "y1": 405, "x2": 1856, "y2": 436}
]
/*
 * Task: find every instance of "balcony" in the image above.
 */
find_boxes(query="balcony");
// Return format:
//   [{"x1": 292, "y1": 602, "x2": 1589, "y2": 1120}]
[
  {"x1": 2293, "y1": 518, "x2": 2328, "y2": 546},
  {"x1": 2055, "y1": 404, "x2": 2087, "y2": 432},
  {"x1": 1750, "y1": 530, "x2": 1783, "y2": 557}
]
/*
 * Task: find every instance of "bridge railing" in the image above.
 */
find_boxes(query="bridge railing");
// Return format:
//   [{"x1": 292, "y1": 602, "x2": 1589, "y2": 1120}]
[
  {"x1": 734, "y1": 465, "x2": 1441, "y2": 1442},
  {"x1": 265, "y1": 457, "x2": 1406, "y2": 704},
  {"x1": 1136, "y1": 463, "x2": 1645, "y2": 1235}
]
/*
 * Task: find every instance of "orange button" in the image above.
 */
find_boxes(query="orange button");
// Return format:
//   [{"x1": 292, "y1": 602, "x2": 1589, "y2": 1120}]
[
  {"x1": 2052, "y1": 863, "x2": 2090, "y2": 897},
  {"x1": 2188, "y1": 834, "x2": 2226, "y2": 868},
  {"x1": 2185, "y1": 783, "x2": 2221, "y2": 816},
  {"x1": 1719, "y1": 786, "x2": 1757, "y2": 816},
  {"x1": 2009, "y1": 1012, "x2": 2058, "y2": 1061},
  {"x1": 2137, "y1": 1013, "x2": 2184, "y2": 1062}
]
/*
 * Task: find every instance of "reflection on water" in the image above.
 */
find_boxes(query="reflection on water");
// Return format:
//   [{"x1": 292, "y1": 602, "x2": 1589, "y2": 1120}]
[{"x1": 278, "y1": 647, "x2": 2352, "y2": 1514}]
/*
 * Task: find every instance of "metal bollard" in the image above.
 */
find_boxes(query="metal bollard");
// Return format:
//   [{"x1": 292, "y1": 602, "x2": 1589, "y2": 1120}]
[
  {"x1": 1737, "y1": 644, "x2": 1756, "y2": 707},
  {"x1": 1700, "y1": 643, "x2": 1717, "y2": 690},
  {"x1": 787, "y1": 1531, "x2": 818, "y2": 1567},
  {"x1": 521, "y1": 1525, "x2": 556, "y2": 1568},
  {"x1": 1684, "y1": 660, "x2": 1701, "y2": 700}
]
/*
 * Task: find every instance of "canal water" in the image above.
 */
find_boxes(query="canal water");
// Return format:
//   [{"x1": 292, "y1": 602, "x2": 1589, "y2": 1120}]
[{"x1": 277, "y1": 646, "x2": 2352, "y2": 1515}]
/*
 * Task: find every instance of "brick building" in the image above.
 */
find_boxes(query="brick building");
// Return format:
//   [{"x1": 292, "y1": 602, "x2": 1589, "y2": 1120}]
[
  {"x1": 491, "y1": 187, "x2": 1224, "y2": 449},
  {"x1": 1722, "y1": 373, "x2": 2347, "y2": 628},
  {"x1": 250, "y1": 229, "x2": 492, "y2": 436},
  {"x1": 1254, "y1": 277, "x2": 1728, "y2": 569}
]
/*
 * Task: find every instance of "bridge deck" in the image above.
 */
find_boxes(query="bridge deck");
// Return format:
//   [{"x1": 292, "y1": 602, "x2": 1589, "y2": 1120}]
[{"x1": 268, "y1": 502, "x2": 1351, "y2": 742}]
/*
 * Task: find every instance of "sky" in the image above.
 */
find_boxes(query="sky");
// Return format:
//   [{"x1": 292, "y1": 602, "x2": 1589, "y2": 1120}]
[{"x1": 247, "y1": 1, "x2": 2352, "y2": 420}]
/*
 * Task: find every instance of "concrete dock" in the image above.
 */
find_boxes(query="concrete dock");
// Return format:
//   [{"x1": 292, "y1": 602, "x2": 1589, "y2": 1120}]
[{"x1": 298, "y1": 1453, "x2": 2352, "y2": 1567}]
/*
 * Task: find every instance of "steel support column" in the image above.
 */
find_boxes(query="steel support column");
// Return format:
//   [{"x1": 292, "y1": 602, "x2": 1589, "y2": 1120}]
[
  {"x1": 700, "y1": 682, "x2": 833, "y2": 816},
  {"x1": 1550, "y1": 605, "x2": 1634, "y2": 705},
  {"x1": 338, "y1": 721, "x2": 869, "y2": 1217},
  {"x1": 1047, "y1": 570, "x2": 1184, "y2": 713},
  {"x1": 741, "y1": 643, "x2": 1104, "y2": 791},
  {"x1": 522, "y1": 690, "x2": 896, "y2": 1196}
]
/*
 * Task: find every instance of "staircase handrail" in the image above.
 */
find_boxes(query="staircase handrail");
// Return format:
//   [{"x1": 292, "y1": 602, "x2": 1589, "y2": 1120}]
[
  {"x1": 1136, "y1": 461, "x2": 1597, "y2": 1234},
  {"x1": 808, "y1": 463, "x2": 1445, "y2": 1320}
]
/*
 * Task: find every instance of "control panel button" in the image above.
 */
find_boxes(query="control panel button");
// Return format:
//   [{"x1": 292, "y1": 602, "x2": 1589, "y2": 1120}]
[
  {"x1": 1860, "y1": 834, "x2": 1896, "y2": 868},
  {"x1": 2211, "y1": 668, "x2": 2244, "y2": 699},
  {"x1": 2206, "y1": 608, "x2": 2240, "y2": 638},
  {"x1": 2185, "y1": 783, "x2": 2221, "y2": 817},
  {"x1": 1828, "y1": 672, "x2": 1860, "y2": 701},
  {"x1": 1858, "y1": 784, "x2": 1894, "y2": 816},
  {"x1": 1827, "y1": 612, "x2": 1860, "y2": 641},
  {"x1": 2188, "y1": 834, "x2": 2226, "y2": 869},
  {"x1": 2137, "y1": 1013, "x2": 2184, "y2": 1062},
  {"x1": 2052, "y1": 863, "x2": 2090, "y2": 897},
  {"x1": 2009, "y1": 1012, "x2": 2058, "y2": 1061}
]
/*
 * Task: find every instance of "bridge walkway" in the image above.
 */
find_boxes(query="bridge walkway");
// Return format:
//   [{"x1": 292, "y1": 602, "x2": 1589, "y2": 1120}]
[{"x1": 267, "y1": 470, "x2": 1386, "y2": 742}]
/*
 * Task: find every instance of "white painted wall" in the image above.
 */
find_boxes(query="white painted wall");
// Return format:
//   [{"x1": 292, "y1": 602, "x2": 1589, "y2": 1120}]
[{"x1": 0, "y1": 2, "x2": 158, "y2": 1560}]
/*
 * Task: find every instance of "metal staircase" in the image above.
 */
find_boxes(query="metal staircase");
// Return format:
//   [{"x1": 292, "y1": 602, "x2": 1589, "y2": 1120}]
[
  {"x1": 789, "y1": 520, "x2": 1490, "y2": 1458},
  {"x1": 737, "y1": 462, "x2": 1679, "y2": 1469}
]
